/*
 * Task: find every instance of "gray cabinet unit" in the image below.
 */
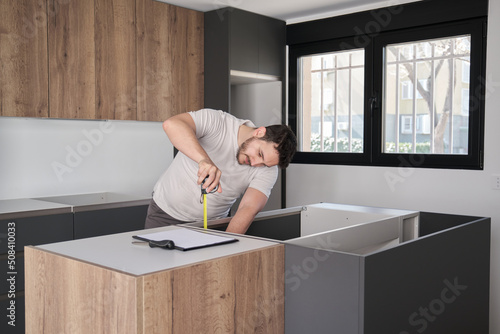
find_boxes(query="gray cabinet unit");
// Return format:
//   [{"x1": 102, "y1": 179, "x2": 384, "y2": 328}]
[
  {"x1": 192, "y1": 203, "x2": 490, "y2": 334},
  {"x1": 284, "y1": 212, "x2": 489, "y2": 334},
  {"x1": 0, "y1": 198, "x2": 74, "y2": 334},
  {"x1": 36, "y1": 192, "x2": 150, "y2": 239},
  {"x1": 1, "y1": 193, "x2": 149, "y2": 333},
  {"x1": 0, "y1": 212, "x2": 73, "y2": 254},
  {"x1": 229, "y1": 9, "x2": 285, "y2": 76},
  {"x1": 73, "y1": 205, "x2": 148, "y2": 239},
  {"x1": 204, "y1": 7, "x2": 287, "y2": 211},
  {"x1": 204, "y1": 7, "x2": 286, "y2": 112}
]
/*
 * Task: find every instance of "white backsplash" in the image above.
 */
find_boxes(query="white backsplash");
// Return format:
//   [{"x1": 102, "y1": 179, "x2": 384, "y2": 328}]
[{"x1": 0, "y1": 117, "x2": 173, "y2": 200}]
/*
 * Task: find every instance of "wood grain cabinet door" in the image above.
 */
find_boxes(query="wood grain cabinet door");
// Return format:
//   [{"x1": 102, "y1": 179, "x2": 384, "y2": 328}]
[
  {"x1": 0, "y1": 0, "x2": 49, "y2": 118},
  {"x1": 95, "y1": 0, "x2": 137, "y2": 120},
  {"x1": 48, "y1": 0, "x2": 96, "y2": 119},
  {"x1": 136, "y1": 0, "x2": 204, "y2": 122},
  {"x1": 1, "y1": 0, "x2": 203, "y2": 121}
]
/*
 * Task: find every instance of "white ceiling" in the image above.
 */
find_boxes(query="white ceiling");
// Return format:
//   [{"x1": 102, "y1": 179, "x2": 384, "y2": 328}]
[{"x1": 157, "y1": 0, "x2": 421, "y2": 24}]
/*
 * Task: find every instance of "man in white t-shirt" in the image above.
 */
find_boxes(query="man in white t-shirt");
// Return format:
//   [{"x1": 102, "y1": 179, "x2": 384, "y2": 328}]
[{"x1": 145, "y1": 108, "x2": 297, "y2": 234}]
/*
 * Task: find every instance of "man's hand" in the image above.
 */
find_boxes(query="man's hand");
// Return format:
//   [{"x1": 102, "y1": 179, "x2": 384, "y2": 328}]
[
  {"x1": 163, "y1": 113, "x2": 222, "y2": 193},
  {"x1": 197, "y1": 158, "x2": 222, "y2": 193}
]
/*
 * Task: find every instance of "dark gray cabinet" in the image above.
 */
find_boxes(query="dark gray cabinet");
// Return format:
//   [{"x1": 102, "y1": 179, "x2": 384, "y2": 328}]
[
  {"x1": 35, "y1": 192, "x2": 150, "y2": 239},
  {"x1": 0, "y1": 213, "x2": 73, "y2": 255},
  {"x1": 204, "y1": 7, "x2": 286, "y2": 112},
  {"x1": 1, "y1": 212, "x2": 73, "y2": 334},
  {"x1": 229, "y1": 9, "x2": 285, "y2": 76},
  {"x1": 73, "y1": 205, "x2": 148, "y2": 239},
  {"x1": 0, "y1": 193, "x2": 149, "y2": 333},
  {"x1": 204, "y1": 7, "x2": 287, "y2": 210}
]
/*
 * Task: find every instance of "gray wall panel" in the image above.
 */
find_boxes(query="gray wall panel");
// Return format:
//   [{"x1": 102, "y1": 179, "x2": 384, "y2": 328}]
[{"x1": 285, "y1": 243, "x2": 361, "y2": 334}]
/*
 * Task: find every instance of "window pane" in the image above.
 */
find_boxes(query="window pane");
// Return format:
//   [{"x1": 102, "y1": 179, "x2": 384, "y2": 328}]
[
  {"x1": 299, "y1": 49, "x2": 364, "y2": 153},
  {"x1": 383, "y1": 35, "x2": 471, "y2": 155}
]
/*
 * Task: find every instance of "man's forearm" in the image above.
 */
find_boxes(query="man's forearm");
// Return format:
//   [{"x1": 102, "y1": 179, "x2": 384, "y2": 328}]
[
  {"x1": 225, "y1": 205, "x2": 258, "y2": 234},
  {"x1": 225, "y1": 188, "x2": 268, "y2": 234}
]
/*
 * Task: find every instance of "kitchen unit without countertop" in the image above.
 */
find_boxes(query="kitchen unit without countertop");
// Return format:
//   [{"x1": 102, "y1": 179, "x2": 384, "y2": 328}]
[
  {"x1": 193, "y1": 203, "x2": 491, "y2": 334},
  {"x1": 20, "y1": 202, "x2": 490, "y2": 333}
]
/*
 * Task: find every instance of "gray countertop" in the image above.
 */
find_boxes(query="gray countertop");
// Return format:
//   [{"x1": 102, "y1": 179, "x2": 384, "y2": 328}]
[
  {"x1": 35, "y1": 192, "x2": 151, "y2": 212},
  {"x1": 0, "y1": 198, "x2": 72, "y2": 220},
  {"x1": 34, "y1": 225, "x2": 280, "y2": 276},
  {"x1": 0, "y1": 192, "x2": 151, "y2": 219}
]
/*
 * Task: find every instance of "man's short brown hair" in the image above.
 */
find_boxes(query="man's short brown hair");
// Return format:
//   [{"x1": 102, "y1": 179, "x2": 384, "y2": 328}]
[{"x1": 262, "y1": 125, "x2": 297, "y2": 169}]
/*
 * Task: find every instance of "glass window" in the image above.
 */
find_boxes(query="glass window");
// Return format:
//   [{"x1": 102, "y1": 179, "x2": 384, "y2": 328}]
[
  {"x1": 289, "y1": 17, "x2": 485, "y2": 169},
  {"x1": 383, "y1": 35, "x2": 471, "y2": 155},
  {"x1": 298, "y1": 49, "x2": 365, "y2": 153}
]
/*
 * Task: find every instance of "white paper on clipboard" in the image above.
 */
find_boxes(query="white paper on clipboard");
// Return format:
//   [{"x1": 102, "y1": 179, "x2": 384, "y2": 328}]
[{"x1": 134, "y1": 228, "x2": 238, "y2": 251}]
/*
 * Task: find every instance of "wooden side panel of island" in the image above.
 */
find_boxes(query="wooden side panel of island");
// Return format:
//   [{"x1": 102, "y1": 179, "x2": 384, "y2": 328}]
[{"x1": 25, "y1": 244, "x2": 284, "y2": 334}]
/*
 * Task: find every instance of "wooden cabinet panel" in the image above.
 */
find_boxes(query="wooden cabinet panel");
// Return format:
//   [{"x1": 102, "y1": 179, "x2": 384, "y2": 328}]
[
  {"x1": 1, "y1": 0, "x2": 203, "y2": 121},
  {"x1": 48, "y1": 0, "x2": 95, "y2": 119},
  {"x1": 137, "y1": 0, "x2": 204, "y2": 122},
  {"x1": 25, "y1": 243, "x2": 284, "y2": 333},
  {"x1": 95, "y1": 0, "x2": 137, "y2": 120},
  {"x1": 25, "y1": 247, "x2": 139, "y2": 334},
  {"x1": 165, "y1": 245, "x2": 285, "y2": 333},
  {"x1": 0, "y1": 0, "x2": 48, "y2": 117}
]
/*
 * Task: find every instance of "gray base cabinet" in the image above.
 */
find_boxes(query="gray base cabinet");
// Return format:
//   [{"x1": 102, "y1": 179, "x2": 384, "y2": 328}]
[
  {"x1": 74, "y1": 205, "x2": 148, "y2": 239},
  {"x1": 1, "y1": 212, "x2": 73, "y2": 334},
  {"x1": 1, "y1": 193, "x2": 150, "y2": 333},
  {"x1": 200, "y1": 203, "x2": 490, "y2": 334},
  {"x1": 284, "y1": 212, "x2": 490, "y2": 334}
]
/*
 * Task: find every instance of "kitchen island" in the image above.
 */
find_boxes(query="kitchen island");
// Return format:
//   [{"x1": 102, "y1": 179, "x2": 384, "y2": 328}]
[
  {"x1": 24, "y1": 203, "x2": 490, "y2": 334},
  {"x1": 25, "y1": 225, "x2": 284, "y2": 334}
]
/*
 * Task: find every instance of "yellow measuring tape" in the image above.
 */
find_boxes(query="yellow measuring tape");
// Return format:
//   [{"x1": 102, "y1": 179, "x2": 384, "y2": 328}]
[
  {"x1": 203, "y1": 193, "x2": 207, "y2": 229},
  {"x1": 201, "y1": 177, "x2": 218, "y2": 230}
]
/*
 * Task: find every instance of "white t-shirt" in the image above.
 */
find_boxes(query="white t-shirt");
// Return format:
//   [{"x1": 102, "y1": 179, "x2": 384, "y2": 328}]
[{"x1": 153, "y1": 108, "x2": 278, "y2": 222}]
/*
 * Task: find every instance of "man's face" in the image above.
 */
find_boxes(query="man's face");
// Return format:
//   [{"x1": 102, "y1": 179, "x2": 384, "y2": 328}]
[{"x1": 237, "y1": 137, "x2": 279, "y2": 167}]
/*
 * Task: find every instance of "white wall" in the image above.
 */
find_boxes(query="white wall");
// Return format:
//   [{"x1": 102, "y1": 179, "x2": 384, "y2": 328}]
[
  {"x1": 0, "y1": 117, "x2": 172, "y2": 200},
  {"x1": 286, "y1": 1, "x2": 500, "y2": 332}
]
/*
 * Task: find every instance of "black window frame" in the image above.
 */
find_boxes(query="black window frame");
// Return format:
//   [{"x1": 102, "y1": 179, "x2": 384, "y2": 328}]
[
  {"x1": 287, "y1": 0, "x2": 487, "y2": 170},
  {"x1": 289, "y1": 37, "x2": 374, "y2": 165}
]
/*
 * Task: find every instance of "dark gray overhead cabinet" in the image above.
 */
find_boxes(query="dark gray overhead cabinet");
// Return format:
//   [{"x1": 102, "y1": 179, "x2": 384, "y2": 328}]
[{"x1": 204, "y1": 7, "x2": 286, "y2": 112}]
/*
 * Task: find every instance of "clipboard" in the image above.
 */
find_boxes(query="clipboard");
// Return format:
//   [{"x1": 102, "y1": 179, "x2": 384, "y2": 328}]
[{"x1": 133, "y1": 227, "x2": 238, "y2": 251}]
